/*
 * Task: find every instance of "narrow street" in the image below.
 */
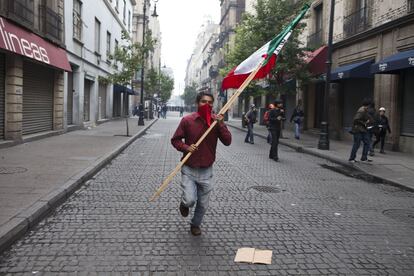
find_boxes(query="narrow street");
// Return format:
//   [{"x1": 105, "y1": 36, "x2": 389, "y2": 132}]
[{"x1": 0, "y1": 113, "x2": 413, "y2": 275}]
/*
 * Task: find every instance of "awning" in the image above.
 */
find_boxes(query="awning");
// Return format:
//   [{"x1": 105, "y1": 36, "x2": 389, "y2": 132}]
[
  {"x1": 305, "y1": 46, "x2": 328, "y2": 75},
  {"x1": 371, "y1": 49, "x2": 414, "y2": 74},
  {"x1": 113, "y1": 84, "x2": 136, "y2": 95},
  {"x1": 0, "y1": 16, "x2": 71, "y2": 71},
  {"x1": 330, "y1": 59, "x2": 374, "y2": 81}
]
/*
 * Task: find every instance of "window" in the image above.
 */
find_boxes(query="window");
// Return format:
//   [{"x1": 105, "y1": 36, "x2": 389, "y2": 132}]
[
  {"x1": 128, "y1": 10, "x2": 131, "y2": 31},
  {"x1": 95, "y1": 18, "x2": 101, "y2": 54},
  {"x1": 315, "y1": 4, "x2": 323, "y2": 33},
  {"x1": 73, "y1": 0, "x2": 82, "y2": 41},
  {"x1": 114, "y1": 39, "x2": 119, "y2": 68},
  {"x1": 123, "y1": 0, "x2": 126, "y2": 23},
  {"x1": 106, "y1": 31, "x2": 111, "y2": 59}
]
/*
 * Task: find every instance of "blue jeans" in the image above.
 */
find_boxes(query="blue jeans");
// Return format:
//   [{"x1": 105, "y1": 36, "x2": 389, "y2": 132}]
[
  {"x1": 294, "y1": 123, "x2": 300, "y2": 139},
  {"x1": 245, "y1": 123, "x2": 254, "y2": 143},
  {"x1": 181, "y1": 165, "x2": 214, "y2": 227},
  {"x1": 349, "y1": 132, "x2": 370, "y2": 161}
]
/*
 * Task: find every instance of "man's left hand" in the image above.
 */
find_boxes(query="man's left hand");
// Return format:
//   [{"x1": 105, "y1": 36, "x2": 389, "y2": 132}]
[{"x1": 216, "y1": 114, "x2": 225, "y2": 124}]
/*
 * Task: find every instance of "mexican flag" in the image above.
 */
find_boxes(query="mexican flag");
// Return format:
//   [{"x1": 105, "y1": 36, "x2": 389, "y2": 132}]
[{"x1": 221, "y1": 4, "x2": 310, "y2": 90}]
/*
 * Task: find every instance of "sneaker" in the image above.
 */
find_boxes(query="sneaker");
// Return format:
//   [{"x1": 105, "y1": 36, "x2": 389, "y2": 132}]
[
  {"x1": 273, "y1": 157, "x2": 279, "y2": 162},
  {"x1": 348, "y1": 159, "x2": 358, "y2": 163},
  {"x1": 369, "y1": 152, "x2": 375, "y2": 157},
  {"x1": 380, "y1": 150, "x2": 385, "y2": 154},
  {"x1": 360, "y1": 159, "x2": 373, "y2": 162},
  {"x1": 179, "y1": 202, "x2": 189, "y2": 217},
  {"x1": 190, "y1": 225, "x2": 201, "y2": 236}
]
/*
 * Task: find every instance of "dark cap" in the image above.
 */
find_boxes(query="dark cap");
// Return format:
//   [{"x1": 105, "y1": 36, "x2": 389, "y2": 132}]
[{"x1": 274, "y1": 99, "x2": 282, "y2": 104}]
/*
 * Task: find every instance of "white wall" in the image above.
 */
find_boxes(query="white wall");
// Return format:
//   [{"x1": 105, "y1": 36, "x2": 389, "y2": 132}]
[{"x1": 64, "y1": 0, "x2": 135, "y2": 126}]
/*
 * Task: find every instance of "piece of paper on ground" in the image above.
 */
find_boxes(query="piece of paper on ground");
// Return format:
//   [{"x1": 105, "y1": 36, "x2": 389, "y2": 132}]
[
  {"x1": 234, "y1": 248, "x2": 272, "y2": 264},
  {"x1": 234, "y1": 248, "x2": 255, "y2": 263},
  {"x1": 253, "y1": 249, "x2": 272, "y2": 264}
]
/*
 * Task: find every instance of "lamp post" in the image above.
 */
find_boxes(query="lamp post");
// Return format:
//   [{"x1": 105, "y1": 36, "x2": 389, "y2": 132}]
[
  {"x1": 318, "y1": 0, "x2": 335, "y2": 150},
  {"x1": 138, "y1": 0, "x2": 159, "y2": 126}
]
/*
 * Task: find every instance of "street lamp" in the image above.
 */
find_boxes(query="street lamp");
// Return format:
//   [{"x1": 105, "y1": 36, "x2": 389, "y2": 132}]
[
  {"x1": 317, "y1": 0, "x2": 335, "y2": 150},
  {"x1": 138, "y1": 0, "x2": 159, "y2": 126}
]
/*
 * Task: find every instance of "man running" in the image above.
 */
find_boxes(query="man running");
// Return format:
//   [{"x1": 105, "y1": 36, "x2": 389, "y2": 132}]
[{"x1": 171, "y1": 92, "x2": 232, "y2": 236}]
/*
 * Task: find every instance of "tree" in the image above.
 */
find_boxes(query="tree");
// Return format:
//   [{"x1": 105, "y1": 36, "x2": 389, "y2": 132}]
[
  {"x1": 182, "y1": 83, "x2": 198, "y2": 107},
  {"x1": 221, "y1": 0, "x2": 311, "y2": 99},
  {"x1": 100, "y1": 30, "x2": 155, "y2": 136},
  {"x1": 159, "y1": 72, "x2": 174, "y2": 103}
]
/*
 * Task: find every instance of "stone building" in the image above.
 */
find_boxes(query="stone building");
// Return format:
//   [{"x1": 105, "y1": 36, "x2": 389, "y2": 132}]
[
  {"x1": 0, "y1": 0, "x2": 70, "y2": 144},
  {"x1": 299, "y1": 0, "x2": 414, "y2": 153},
  {"x1": 132, "y1": 0, "x2": 162, "y2": 110},
  {"x1": 64, "y1": 0, "x2": 136, "y2": 130}
]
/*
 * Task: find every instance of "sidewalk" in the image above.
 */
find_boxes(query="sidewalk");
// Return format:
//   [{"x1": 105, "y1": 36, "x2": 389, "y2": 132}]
[
  {"x1": 227, "y1": 119, "x2": 414, "y2": 192},
  {"x1": 0, "y1": 118, "x2": 157, "y2": 252}
]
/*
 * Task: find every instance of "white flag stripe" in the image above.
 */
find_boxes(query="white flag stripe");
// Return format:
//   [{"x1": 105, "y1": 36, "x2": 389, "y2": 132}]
[{"x1": 234, "y1": 30, "x2": 293, "y2": 75}]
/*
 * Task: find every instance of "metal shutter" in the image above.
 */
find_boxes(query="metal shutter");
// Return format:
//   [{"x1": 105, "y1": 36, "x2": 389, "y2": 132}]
[
  {"x1": 342, "y1": 79, "x2": 374, "y2": 128},
  {"x1": 401, "y1": 69, "x2": 414, "y2": 136},
  {"x1": 84, "y1": 80, "x2": 91, "y2": 122},
  {"x1": 23, "y1": 62, "x2": 54, "y2": 135},
  {"x1": 113, "y1": 91, "x2": 121, "y2": 117},
  {"x1": 0, "y1": 54, "x2": 4, "y2": 140},
  {"x1": 98, "y1": 83, "x2": 107, "y2": 119},
  {"x1": 67, "y1": 71, "x2": 73, "y2": 125}
]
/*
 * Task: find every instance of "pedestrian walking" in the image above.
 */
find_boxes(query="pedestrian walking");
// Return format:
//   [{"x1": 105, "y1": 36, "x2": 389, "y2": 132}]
[
  {"x1": 171, "y1": 92, "x2": 232, "y2": 236},
  {"x1": 290, "y1": 102, "x2": 304, "y2": 140},
  {"x1": 162, "y1": 105, "x2": 168, "y2": 119},
  {"x1": 244, "y1": 104, "x2": 257, "y2": 144},
  {"x1": 157, "y1": 105, "x2": 161, "y2": 118},
  {"x1": 367, "y1": 101, "x2": 378, "y2": 156},
  {"x1": 264, "y1": 104, "x2": 274, "y2": 144},
  {"x1": 372, "y1": 107, "x2": 391, "y2": 154},
  {"x1": 348, "y1": 99, "x2": 372, "y2": 163},
  {"x1": 179, "y1": 106, "x2": 184, "y2": 117},
  {"x1": 268, "y1": 100, "x2": 285, "y2": 162}
]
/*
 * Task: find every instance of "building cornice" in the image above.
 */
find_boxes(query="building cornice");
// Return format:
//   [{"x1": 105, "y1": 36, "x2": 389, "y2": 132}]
[{"x1": 334, "y1": 13, "x2": 414, "y2": 50}]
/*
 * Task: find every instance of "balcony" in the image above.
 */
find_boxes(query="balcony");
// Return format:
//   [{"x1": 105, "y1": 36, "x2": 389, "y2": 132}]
[
  {"x1": 40, "y1": 5, "x2": 63, "y2": 42},
  {"x1": 307, "y1": 29, "x2": 323, "y2": 49},
  {"x1": 343, "y1": 7, "x2": 371, "y2": 38},
  {"x1": 7, "y1": 0, "x2": 34, "y2": 27}
]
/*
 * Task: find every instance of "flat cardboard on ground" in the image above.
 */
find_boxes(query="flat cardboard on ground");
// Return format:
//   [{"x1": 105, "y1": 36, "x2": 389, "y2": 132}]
[{"x1": 234, "y1": 248, "x2": 272, "y2": 265}]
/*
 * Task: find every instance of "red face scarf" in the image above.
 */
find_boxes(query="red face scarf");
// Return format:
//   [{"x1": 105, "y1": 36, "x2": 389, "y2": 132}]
[{"x1": 197, "y1": 104, "x2": 212, "y2": 126}]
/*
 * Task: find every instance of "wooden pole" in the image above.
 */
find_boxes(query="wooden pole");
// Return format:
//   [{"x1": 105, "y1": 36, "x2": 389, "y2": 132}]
[{"x1": 149, "y1": 58, "x2": 266, "y2": 202}]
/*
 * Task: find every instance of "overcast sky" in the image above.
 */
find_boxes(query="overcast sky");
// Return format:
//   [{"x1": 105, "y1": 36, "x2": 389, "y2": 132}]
[{"x1": 157, "y1": 0, "x2": 220, "y2": 96}]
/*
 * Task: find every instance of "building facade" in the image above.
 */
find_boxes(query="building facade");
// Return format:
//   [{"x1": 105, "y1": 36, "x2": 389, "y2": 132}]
[
  {"x1": 299, "y1": 0, "x2": 414, "y2": 153},
  {"x1": 0, "y1": 0, "x2": 70, "y2": 143},
  {"x1": 64, "y1": 0, "x2": 136, "y2": 129},
  {"x1": 131, "y1": 0, "x2": 162, "y2": 111}
]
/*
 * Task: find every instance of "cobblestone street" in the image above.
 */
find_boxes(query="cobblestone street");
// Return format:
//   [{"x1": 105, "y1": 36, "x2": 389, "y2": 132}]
[{"x1": 1, "y1": 113, "x2": 414, "y2": 275}]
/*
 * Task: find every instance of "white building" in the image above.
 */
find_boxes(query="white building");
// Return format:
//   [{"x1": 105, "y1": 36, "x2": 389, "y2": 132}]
[{"x1": 64, "y1": 0, "x2": 136, "y2": 128}]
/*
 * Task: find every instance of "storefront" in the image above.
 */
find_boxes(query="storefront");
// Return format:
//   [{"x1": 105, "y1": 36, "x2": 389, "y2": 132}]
[
  {"x1": 0, "y1": 16, "x2": 70, "y2": 140},
  {"x1": 330, "y1": 59, "x2": 374, "y2": 132},
  {"x1": 113, "y1": 84, "x2": 134, "y2": 118},
  {"x1": 302, "y1": 46, "x2": 327, "y2": 130},
  {"x1": 371, "y1": 48, "x2": 414, "y2": 152},
  {"x1": 0, "y1": 53, "x2": 4, "y2": 140}
]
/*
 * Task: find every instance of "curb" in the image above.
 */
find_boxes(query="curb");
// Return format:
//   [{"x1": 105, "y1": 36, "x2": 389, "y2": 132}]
[
  {"x1": 0, "y1": 119, "x2": 158, "y2": 254},
  {"x1": 227, "y1": 123, "x2": 414, "y2": 193}
]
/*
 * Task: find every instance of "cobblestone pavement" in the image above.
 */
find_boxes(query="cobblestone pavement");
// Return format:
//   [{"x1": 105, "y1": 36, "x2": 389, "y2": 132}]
[{"x1": 1, "y1": 113, "x2": 414, "y2": 275}]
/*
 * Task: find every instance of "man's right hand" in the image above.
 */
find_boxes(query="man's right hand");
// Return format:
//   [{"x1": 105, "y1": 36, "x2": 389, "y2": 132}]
[{"x1": 187, "y1": 144, "x2": 198, "y2": 153}]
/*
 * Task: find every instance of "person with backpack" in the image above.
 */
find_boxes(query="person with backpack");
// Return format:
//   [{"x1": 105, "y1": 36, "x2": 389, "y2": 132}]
[
  {"x1": 268, "y1": 100, "x2": 285, "y2": 161},
  {"x1": 372, "y1": 107, "x2": 391, "y2": 154},
  {"x1": 290, "y1": 102, "x2": 304, "y2": 140},
  {"x1": 244, "y1": 104, "x2": 257, "y2": 144},
  {"x1": 263, "y1": 104, "x2": 275, "y2": 144},
  {"x1": 348, "y1": 99, "x2": 372, "y2": 163}
]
